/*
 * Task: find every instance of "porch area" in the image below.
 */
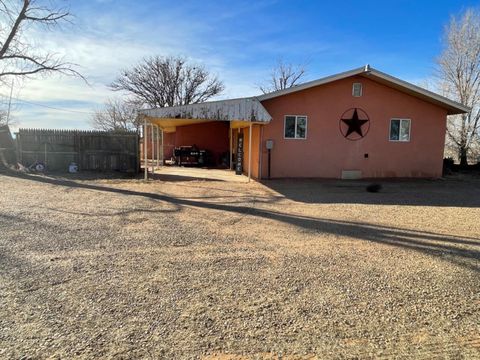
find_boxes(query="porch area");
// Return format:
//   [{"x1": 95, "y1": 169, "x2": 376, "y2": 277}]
[{"x1": 139, "y1": 97, "x2": 272, "y2": 181}]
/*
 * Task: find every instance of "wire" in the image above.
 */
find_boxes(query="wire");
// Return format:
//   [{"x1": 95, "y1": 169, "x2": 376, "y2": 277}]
[{"x1": 0, "y1": 92, "x2": 97, "y2": 115}]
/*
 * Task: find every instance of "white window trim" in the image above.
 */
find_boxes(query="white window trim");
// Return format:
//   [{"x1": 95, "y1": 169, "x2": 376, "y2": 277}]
[
  {"x1": 284, "y1": 115, "x2": 308, "y2": 140},
  {"x1": 352, "y1": 82, "x2": 363, "y2": 97},
  {"x1": 389, "y1": 118, "x2": 411, "y2": 142}
]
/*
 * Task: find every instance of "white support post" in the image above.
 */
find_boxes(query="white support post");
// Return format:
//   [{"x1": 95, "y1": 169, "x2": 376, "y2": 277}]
[
  {"x1": 156, "y1": 125, "x2": 160, "y2": 167},
  {"x1": 144, "y1": 118, "x2": 148, "y2": 180},
  {"x1": 161, "y1": 128, "x2": 164, "y2": 165},
  {"x1": 151, "y1": 124, "x2": 155, "y2": 174},
  {"x1": 248, "y1": 122, "x2": 252, "y2": 182},
  {"x1": 229, "y1": 126, "x2": 233, "y2": 170}
]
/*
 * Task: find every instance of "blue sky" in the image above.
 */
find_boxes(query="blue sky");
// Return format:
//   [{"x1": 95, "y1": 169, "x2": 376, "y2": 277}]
[{"x1": 6, "y1": 0, "x2": 480, "y2": 129}]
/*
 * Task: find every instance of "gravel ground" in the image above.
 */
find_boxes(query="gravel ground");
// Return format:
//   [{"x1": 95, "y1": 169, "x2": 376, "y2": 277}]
[{"x1": 0, "y1": 170, "x2": 479, "y2": 359}]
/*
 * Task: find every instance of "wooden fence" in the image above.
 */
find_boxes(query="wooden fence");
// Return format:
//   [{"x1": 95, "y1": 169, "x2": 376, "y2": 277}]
[{"x1": 17, "y1": 128, "x2": 139, "y2": 172}]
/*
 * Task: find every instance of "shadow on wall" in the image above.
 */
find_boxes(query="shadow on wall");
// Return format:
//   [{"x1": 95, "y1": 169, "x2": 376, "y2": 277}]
[
  {"x1": 261, "y1": 178, "x2": 480, "y2": 208},
  {"x1": 1, "y1": 170, "x2": 479, "y2": 273}
]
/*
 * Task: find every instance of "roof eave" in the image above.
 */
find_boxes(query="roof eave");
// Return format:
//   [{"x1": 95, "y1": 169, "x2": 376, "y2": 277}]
[
  {"x1": 257, "y1": 66, "x2": 366, "y2": 101},
  {"x1": 257, "y1": 65, "x2": 470, "y2": 115},
  {"x1": 363, "y1": 69, "x2": 470, "y2": 115}
]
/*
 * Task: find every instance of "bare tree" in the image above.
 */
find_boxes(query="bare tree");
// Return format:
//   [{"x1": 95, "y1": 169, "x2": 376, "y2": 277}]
[
  {"x1": 0, "y1": 0, "x2": 83, "y2": 82},
  {"x1": 91, "y1": 98, "x2": 141, "y2": 132},
  {"x1": 259, "y1": 59, "x2": 307, "y2": 94},
  {"x1": 110, "y1": 55, "x2": 224, "y2": 108},
  {"x1": 0, "y1": 109, "x2": 17, "y2": 127},
  {"x1": 437, "y1": 9, "x2": 480, "y2": 166},
  {"x1": 0, "y1": 109, "x2": 8, "y2": 125}
]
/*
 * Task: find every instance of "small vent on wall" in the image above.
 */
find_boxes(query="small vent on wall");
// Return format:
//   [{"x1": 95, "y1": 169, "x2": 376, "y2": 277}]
[
  {"x1": 341, "y1": 170, "x2": 362, "y2": 180},
  {"x1": 352, "y1": 83, "x2": 363, "y2": 97}
]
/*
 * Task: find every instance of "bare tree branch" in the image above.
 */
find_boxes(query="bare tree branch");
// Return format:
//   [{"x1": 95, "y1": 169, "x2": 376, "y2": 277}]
[
  {"x1": 91, "y1": 98, "x2": 142, "y2": 133},
  {"x1": 259, "y1": 59, "x2": 307, "y2": 94},
  {"x1": 110, "y1": 55, "x2": 224, "y2": 108},
  {"x1": 0, "y1": 0, "x2": 83, "y2": 83}
]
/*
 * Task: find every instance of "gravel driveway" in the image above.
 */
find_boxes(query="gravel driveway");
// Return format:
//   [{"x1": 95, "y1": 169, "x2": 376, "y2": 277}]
[{"x1": 0, "y1": 170, "x2": 479, "y2": 359}]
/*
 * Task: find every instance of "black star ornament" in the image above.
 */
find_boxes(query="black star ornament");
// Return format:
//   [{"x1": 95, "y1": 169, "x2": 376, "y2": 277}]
[{"x1": 340, "y1": 108, "x2": 369, "y2": 139}]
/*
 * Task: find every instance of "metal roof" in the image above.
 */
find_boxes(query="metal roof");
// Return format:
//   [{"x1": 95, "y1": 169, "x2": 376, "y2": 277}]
[
  {"x1": 140, "y1": 65, "x2": 470, "y2": 121},
  {"x1": 257, "y1": 65, "x2": 470, "y2": 115},
  {"x1": 140, "y1": 97, "x2": 272, "y2": 122}
]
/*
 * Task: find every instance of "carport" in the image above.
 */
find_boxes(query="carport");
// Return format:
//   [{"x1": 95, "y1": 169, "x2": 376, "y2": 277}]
[{"x1": 139, "y1": 97, "x2": 272, "y2": 181}]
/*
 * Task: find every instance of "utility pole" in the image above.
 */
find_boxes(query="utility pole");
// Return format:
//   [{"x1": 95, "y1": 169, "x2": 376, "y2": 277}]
[{"x1": 6, "y1": 79, "x2": 13, "y2": 125}]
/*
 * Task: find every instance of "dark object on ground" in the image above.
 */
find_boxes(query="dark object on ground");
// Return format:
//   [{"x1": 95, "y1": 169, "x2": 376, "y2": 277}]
[
  {"x1": 443, "y1": 157, "x2": 455, "y2": 175},
  {"x1": 366, "y1": 183, "x2": 382, "y2": 192},
  {"x1": 174, "y1": 145, "x2": 210, "y2": 166}
]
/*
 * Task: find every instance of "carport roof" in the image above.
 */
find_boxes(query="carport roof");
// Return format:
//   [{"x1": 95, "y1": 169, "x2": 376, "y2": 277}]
[{"x1": 140, "y1": 97, "x2": 272, "y2": 123}]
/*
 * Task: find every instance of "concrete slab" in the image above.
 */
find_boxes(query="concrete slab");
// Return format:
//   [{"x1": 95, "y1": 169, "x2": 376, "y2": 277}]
[{"x1": 150, "y1": 166, "x2": 250, "y2": 183}]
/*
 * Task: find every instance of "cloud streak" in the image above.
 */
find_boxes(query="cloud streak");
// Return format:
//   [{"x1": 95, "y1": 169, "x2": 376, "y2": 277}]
[{"x1": 3, "y1": 0, "x2": 452, "y2": 129}]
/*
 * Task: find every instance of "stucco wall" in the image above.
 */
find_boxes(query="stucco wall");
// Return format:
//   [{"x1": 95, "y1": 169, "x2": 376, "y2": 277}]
[
  {"x1": 260, "y1": 75, "x2": 448, "y2": 179},
  {"x1": 162, "y1": 121, "x2": 229, "y2": 166},
  {"x1": 241, "y1": 125, "x2": 261, "y2": 179}
]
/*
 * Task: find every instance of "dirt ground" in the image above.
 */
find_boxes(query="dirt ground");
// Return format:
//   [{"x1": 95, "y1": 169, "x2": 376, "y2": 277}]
[{"x1": 0, "y1": 169, "x2": 479, "y2": 359}]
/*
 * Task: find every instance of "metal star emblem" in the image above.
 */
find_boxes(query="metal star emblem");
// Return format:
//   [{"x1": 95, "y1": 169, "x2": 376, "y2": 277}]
[{"x1": 340, "y1": 108, "x2": 370, "y2": 140}]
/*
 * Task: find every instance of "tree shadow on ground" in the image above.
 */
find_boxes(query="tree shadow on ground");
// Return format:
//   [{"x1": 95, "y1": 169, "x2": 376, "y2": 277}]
[
  {"x1": 262, "y1": 178, "x2": 480, "y2": 208},
  {"x1": 2, "y1": 171, "x2": 479, "y2": 273},
  {"x1": 150, "y1": 173, "x2": 226, "y2": 182}
]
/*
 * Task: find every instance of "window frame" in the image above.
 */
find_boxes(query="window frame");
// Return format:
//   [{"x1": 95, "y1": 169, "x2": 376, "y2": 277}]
[
  {"x1": 352, "y1": 82, "x2": 363, "y2": 97},
  {"x1": 283, "y1": 115, "x2": 308, "y2": 140},
  {"x1": 389, "y1": 118, "x2": 411, "y2": 142}
]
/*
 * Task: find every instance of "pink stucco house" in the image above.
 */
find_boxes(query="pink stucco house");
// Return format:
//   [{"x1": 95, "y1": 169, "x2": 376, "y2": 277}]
[{"x1": 141, "y1": 65, "x2": 468, "y2": 180}]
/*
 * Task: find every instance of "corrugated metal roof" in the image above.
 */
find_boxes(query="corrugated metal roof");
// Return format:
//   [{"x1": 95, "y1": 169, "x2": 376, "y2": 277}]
[{"x1": 140, "y1": 97, "x2": 272, "y2": 122}]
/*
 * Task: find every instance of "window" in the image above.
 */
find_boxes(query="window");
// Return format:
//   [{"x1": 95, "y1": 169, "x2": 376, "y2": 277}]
[
  {"x1": 284, "y1": 115, "x2": 307, "y2": 139},
  {"x1": 389, "y1": 118, "x2": 411, "y2": 141},
  {"x1": 352, "y1": 83, "x2": 363, "y2": 97}
]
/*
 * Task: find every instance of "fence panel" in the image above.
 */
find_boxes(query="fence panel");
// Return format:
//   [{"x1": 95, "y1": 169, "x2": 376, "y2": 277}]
[{"x1": 17, "y1": 128, "x2": 139, "y2": 172}]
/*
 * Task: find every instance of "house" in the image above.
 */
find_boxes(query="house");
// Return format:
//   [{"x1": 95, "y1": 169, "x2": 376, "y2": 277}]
[{"x1": 140, "y1": 65, "x2": 469, "y2": 180}]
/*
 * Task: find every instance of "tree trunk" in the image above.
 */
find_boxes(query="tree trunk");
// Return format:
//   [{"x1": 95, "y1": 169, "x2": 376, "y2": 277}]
[{"x1": 459, "y1": 148, "x2": 468, "y2": 167}]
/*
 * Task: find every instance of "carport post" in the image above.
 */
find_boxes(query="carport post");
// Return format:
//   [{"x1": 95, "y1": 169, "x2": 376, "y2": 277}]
[
  {"x1": 229, "y1": 125, "x2": 233, "y2": 170},
  {"x1": 248, "y1": 122, "x2": 252, "y2": 182},
  {"x1": 151, "y1": 124, "x2": 155, "y2": 174},
  {"x1": 144, "y1": 118, "x2": 148, "y2": 180},
  {"x1": 160, "y1": 128, "x2": 164, "y2": 164},
  {"x1": 156, "y1": 125, "x2": 160, "y2": 167}
]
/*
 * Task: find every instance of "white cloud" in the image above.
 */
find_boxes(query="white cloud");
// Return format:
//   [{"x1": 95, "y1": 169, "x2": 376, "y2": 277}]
[{"x1": 4, "y1": 1, "x2": 310, "y2": 129}]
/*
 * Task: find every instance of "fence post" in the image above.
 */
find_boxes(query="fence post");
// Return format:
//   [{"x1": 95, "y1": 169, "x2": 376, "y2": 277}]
[
  {"x1": 144, "y1": 118, "x2": 148, "y2": 180},
  {"x1": 16, "y1": 132, "x2": 21, "y2": 165},
  {"x1": 135, "y1": 132, "x2": 139, "y2": 173},
  {"x1": 75, "y1": 131, "x2": 80, "y2": 169},
  {"x1": 151, "y1": 124, "x2": 155, "y2": 175}
]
